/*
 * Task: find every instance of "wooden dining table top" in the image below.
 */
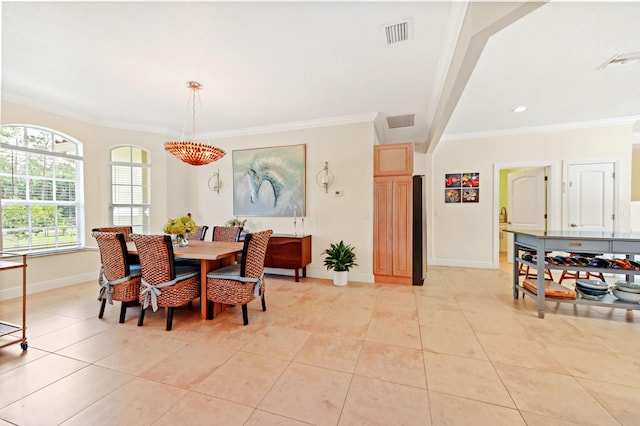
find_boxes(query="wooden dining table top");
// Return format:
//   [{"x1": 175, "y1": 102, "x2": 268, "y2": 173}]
[{"x1": 126, "y1": 240, "x2": 244, "y2": 260}]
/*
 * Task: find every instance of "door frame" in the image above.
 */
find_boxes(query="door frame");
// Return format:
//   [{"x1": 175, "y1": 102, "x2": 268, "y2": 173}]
[
  {"x1": 562, "y1": 158, "x2": 619, "y2": 233},
  {"x1": 493, "y1": 161, "x2": 557, "y2": 268}
]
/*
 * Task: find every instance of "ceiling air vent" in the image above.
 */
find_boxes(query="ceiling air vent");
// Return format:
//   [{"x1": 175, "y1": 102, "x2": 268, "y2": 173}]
[
  {"x1": 384, "y1": 20, "x2": 410, "y2": 45},
  {"x1": 387, "y1": 114, "x2": 414, "y2": 129}
]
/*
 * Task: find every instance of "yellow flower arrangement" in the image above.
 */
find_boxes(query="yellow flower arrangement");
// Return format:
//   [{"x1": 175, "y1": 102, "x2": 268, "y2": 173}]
[{"x1": 163, "y1": 215, "x2": 197, "y2": 236}]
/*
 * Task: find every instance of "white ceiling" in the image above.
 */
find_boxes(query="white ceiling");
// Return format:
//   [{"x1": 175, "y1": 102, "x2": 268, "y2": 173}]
[{"x1": 2, "y1": 1, "x2": 639, "y2": 150}]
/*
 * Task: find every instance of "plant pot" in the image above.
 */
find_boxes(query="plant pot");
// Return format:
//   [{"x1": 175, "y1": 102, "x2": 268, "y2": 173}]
[{"x1": 333, "y1": 271, "x2": 348, "y2": 286}]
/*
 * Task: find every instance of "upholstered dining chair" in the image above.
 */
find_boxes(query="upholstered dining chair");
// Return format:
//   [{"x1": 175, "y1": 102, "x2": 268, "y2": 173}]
[
  {"x1": 92, "y1": 226, "x2": 139, "y2": 265},
  {"x1": 205, "y1": 229, "x2": 272, "y2": 325},
  {"x1": 130, "y1": 234, "x2": 201, "y2": 331},
  {"x1": 92, "y1": 231, "x2": 142, "y2": 323},
  {"x1": 187, "y1": 225, "x2": 209, "y2": 241},
  {"x1": 92, "y1": 226, "x2": 133, "y2": 241},
  {"x1": 211, "y1": 226, "x2": 243, "y2": 242}
]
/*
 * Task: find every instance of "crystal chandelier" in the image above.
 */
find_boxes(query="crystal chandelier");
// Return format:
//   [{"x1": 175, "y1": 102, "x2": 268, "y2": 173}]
[{"x1": 164, "y1": 81, "x2": 225, "y2": 166}]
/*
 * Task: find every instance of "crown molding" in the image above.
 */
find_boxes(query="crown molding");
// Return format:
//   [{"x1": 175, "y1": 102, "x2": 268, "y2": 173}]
[
  {"x1": 441, "y1": 115, "x2": 640, "y2": 142},
  {"x1": 2, "y1": 91, "x2": 172, "y2": 135},
  {"x1": 3, "y1": 91, "x2": 377, "y2": 139}
]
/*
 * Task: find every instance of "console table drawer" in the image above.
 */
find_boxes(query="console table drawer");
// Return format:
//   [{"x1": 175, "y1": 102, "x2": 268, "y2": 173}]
[{"x1": 263, "y1": 234, "x2": 312, "y2": 281}]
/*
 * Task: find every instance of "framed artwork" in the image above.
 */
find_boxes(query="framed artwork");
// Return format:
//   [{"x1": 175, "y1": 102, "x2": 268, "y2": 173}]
[
  {"x1": 232, "y1": 144, "x2": 306, "y2": 216},
  {"x1": 445, "y1": 188, "x2": 461, "y2": 203},
  {"x1": 445, "y1": 173, "x2": 462, "y2": 188},
  {"x1": 462, "y1": 188, "x2": 479, "y2": 203},
  {"x1": 445, "y1": 172, "x2": 480, "y2": 203}
]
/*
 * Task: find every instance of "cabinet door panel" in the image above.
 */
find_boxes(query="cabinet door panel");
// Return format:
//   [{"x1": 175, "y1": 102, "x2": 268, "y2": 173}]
[
  {"x1": 374, "y1": 178, "x2": 394, "y2": 275},
  {"x1": 267, "y1": 238, "x2": 302, "y2": 268},
  {"x1": 393, "y1": 177, "x2": 412, "y2": 278}
]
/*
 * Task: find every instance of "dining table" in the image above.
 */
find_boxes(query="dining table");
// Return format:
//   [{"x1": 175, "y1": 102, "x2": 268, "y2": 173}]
[{"x1": 127, "y1": 240, "x2": 244, "y2": 320}]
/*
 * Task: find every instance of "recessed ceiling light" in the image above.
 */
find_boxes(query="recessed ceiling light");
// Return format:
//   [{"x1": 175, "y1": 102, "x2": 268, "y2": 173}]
[{"x1": 512, "y1": 105, "x2": 527, "y2": 113}]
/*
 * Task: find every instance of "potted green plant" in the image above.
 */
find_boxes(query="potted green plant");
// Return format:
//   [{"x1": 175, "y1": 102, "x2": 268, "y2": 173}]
[{"x1": 323, "y1": 240, "x2": 358, "y2": 286}]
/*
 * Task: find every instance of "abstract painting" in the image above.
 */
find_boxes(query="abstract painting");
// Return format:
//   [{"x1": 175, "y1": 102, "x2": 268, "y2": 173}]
[{"x1": 232, "y1": 144, "x2": 306, "y2": 216}]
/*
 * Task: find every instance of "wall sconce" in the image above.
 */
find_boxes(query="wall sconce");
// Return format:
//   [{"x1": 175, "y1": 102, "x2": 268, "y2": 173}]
[
  {"x1": 315, "y1": 161, "x2": 334, "y2": 193},
  {"x1": 208, "y1": 169, "x2": 222, "y2": 194}
]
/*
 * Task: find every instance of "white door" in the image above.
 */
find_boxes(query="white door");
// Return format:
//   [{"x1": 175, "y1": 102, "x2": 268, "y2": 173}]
[
  {"x1": 506, "y1": 167, "x2": 548, "y2": 262},
  {"x1": 566, "y1": 162, "x2": 615, "y2": 232}
]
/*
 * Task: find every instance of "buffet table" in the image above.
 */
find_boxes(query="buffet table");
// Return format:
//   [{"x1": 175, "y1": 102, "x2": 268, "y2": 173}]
[{"x1": 507, "y1": 229, "x2": 640, "y2": 318}]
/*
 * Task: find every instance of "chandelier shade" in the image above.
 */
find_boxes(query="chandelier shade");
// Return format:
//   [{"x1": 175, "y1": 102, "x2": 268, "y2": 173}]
[{"x1": 164, "y1": 81, "x2": 226, "y2": 166}]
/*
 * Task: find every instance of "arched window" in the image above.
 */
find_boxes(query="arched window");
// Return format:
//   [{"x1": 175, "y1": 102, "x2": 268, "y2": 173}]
[
  {"x1": 110, "y1": 145, "x2": 151, "y2": 234},
  {"x1": 0, "y1": 125, "x2": 84, "y2": 254}
]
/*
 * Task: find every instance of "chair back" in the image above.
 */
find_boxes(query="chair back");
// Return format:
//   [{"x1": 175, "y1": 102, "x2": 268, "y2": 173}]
[
  {"x1": 240, "y1": 230, "x2": 272, "y2": 278},
  {"x1": 188, "y1": 225, "x2": 209, "y2": 241},
  {"x1": 92, "y1": 226, "x2": 133, "y2": 242},
  {"x1": 130, "y1": 234, "x2": 176, "y2": 284},
  {"x1": 212, "y1": 226, "x2": 243, "y2": 242},
  {"x1": 92, "y1": 232, "x2": 131, "y2": 280}
]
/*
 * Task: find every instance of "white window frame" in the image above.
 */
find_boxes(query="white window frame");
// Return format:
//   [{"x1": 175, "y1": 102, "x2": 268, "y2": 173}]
[
  {"x1": 109, "y1": 145, "x2": 151, "y2": 234},
  {"x1": 0, "y1": 125, "x2": 85, "y2": 254}
]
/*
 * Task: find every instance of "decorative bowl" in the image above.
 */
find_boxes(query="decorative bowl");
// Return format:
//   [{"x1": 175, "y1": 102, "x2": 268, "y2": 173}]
[
  {"x1": 575, "y1": 279, "x2": 608, "y2": 290},
  {"x1": 615, "y1": 281, "x2": 640, "y2": 294},
  {"x1": 577, "y1": 289, "x2": 607, "y2": 300},
  {"x1": 612, "y1": 288, "x2": 640, "y2": 303}
]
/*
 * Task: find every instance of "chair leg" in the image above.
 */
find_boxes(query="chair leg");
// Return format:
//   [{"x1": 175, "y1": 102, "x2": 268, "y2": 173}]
[
  {"x1": 166, "y1": 307, "x2": 174, "y2": 331},
  {"x1": 207, "y1": 301, "x2": 214, "y2": 320},
  {"x1": 98, "y1": 298, "x2": 107, "y2": 319},
  {"x1": 261, "y1": 294, "x2": 266, "y2": 312},
  {"x1": 138, "y1": 307, "x2": 146, "y2": 326},
  {"x1": 242, "y1": 304, "x2": 248, "y2": 326},
  {"x1": 119, "y1": 302, "x2": 128, "y2": 323}
]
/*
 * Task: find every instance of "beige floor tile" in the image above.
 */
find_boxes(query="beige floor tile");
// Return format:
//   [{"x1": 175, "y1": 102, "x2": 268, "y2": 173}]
[
  {"x1": 294, "y1": 333, "x2": 363, "y2": 373},
  {"x1": 22, "y1": 313, "x2": 83, "y2": 339},
  {"x1": 365, "y1": 316, "x2": 421, "y2": 349},
  {"x1": 56, "y1": 326, "x2": 141, "y2": 363},
  {"x1": 355, "y1": 341, "x2": 426, "y2": 388},
  {"x1": 0, "y1": 346, "x2": 48, "y2": 375},
  {"x1": 416, "y1": 294, "x2": 461, "y2": 314},
  {"x1": 312, "y1": 310, "x2": 371, "y2": 339},
  {"x1": 192, "y1": 350, "x2": 289, "y2": 407},
  {"x1": 245, "y1": 409, "x2": 311, "y2": 425},
  {"x1": 428, "y1": 391, "x2": 525, "y2": 426},
  {"x1": 495, "y1": 363, "x2": 619, "y2": 425},
  {"x1": 95, "y1": 331, "x2": 189, "y2": 375},
  {"x1": 261, "y1": 305, "x2": 326, "y2": 332},
  {"x1": 61, "y1": 377, "x2": 187, "y2": 426},
  {"x1": 339, "y1": 375, "x2": 430, "y2": 426},
  {"x1": 140, "y1": 338, "x2": 236, "y2": 389},
  {"x1": 545, "y1": 343, "x2": 640, "y2": 387},
  {"x1": 577, "y1": 378, "x2": 640, "y2": 425},
  {"x1": 463, "y1": 311, "x2": 528, "y2": 336},
  {"x1": 417, "y1": 308, "x2": 471, "y2": 330},
  {"x1": 0, "y1": 365, "x2": 133, "y2": 425},
  {"x1": 241, "y1": 325, "x2": 311, "y2": 360},
  {"x1": 27, "y1": 318, "x2": 113, "y2": 352},
  {"x1": 259, "y1": 362, "x2": 351, "y2": 426},
  {"x1": 0, "y1": 353, "x2": 87, "y2": 409},
  {"x1": 151, "y1": 391, "x2": 254, "y2": 425},
  {"x1": 519, "y1": 411, "x2": 583, "y2": 426},
  {"x1": 421, "y1": 325, "x2": 488, "y2": 360},
  {"x1": 424, "y1": 352, "x2": 514, "y2": 408},
  {"x1": 475, "y1": 332, "x2": 568, "y2": 373},
  {"x1": 198, "y1": 317, "x2": 262, "y2": 350}
]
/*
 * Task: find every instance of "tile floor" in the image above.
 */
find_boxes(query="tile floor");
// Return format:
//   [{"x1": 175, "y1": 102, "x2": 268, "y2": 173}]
[{"x1": 1, "y1": 263, "x2": 640, "y2": 425}]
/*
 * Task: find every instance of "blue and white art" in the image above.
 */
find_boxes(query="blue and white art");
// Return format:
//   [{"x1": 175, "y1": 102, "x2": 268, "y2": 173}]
[{"x1": 232, "y1": 144, "x2": 306, "y2": 216}]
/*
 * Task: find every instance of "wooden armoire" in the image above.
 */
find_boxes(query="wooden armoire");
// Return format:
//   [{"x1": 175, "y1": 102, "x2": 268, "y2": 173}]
[{"x1": 373, "y1": 143, "x2": 417, "y2": 285}]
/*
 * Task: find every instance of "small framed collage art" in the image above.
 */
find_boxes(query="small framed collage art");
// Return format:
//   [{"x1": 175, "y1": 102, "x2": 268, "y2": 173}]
[{"x1": 445, "y1": 172, "x2": 479, "y2": 203}]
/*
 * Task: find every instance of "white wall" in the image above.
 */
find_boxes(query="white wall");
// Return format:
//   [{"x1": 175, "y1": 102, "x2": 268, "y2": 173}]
[
  {"x1": 0, "y1": 101, "x2": 172, "y2": 298},
  {"x1": 429, "y1": 124, "x2": 634, "y2": 268},
  {"x1": 166, "y1": 122, "x2": 376, "y2": 282}
]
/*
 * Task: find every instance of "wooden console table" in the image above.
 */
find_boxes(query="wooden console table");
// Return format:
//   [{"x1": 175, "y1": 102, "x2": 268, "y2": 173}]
[{"x1": 264, "y1": 234, "x2": 312, "y2": 282}]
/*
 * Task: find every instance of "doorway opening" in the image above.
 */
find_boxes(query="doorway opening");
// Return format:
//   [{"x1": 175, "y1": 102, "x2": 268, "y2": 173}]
[{"x1": 494, "y1": 162, "x2": 555, "y2": 270}]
